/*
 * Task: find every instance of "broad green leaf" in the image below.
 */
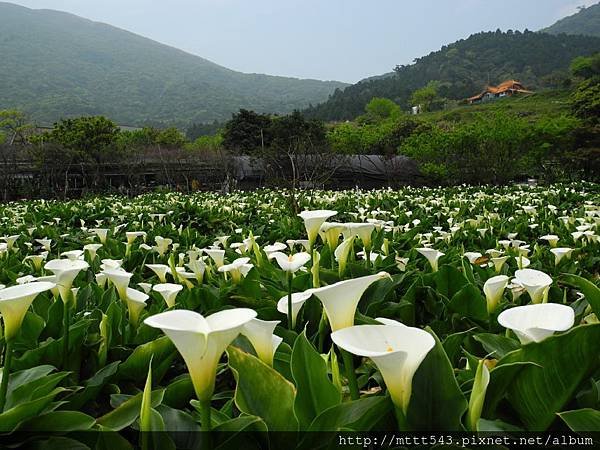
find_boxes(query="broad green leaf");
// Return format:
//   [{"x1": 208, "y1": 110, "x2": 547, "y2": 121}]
[
  {"x1": 306, "y1": 396, "x2": 393, "y2": 432},
  {"x1": 559, "y1": 408, "x2": 600, "y2": 431},
  {"x1": 227, "y1": 345, "x2": 298, "y2": 431},
  {"x1": 406, "y1": 328, "x2": 468, "y2": 431},
  {"x1": 96, "y1": 390, "x2": 165, "y2": 431},
  {"x1": 291, "y1": 331, "x2": 341, "y2": 429},
  {"x1": 0, "y1": 388, "x2": 66, "y2": 432},
  {"x1": 474, "y1": 333, "x2": 520, "y2": 359},
  {"x1": 63, "y1": 361, "x2": 119, "y2": 410},
  {"x1": 561, "y1": 274, "x2": 600, "y2": 319},
  {"x1": 15, "y1": 410, "x2": 95, "y2": 431},
  {"x1": 436, "y1": 264, "x2": 469, "y2": 300},
  {"x1": 447, "y1": 284, "x2": 488, "y2": 321},
  {"x1": 117, "y1": 335, "x2": 175, "y2": 383},
  {"x1": 497, "y1": 324, "x2": 600, "y2": 430},
  {"x1": 213, "y1": 416, "x2": 268, "y2": 450}
]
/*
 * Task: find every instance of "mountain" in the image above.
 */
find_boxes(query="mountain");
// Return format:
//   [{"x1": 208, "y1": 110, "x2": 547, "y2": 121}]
[
  {"x1": 304, "y1": 31, "x2": 600, "y2": 121},
  {"x1": 0, "y1": 2, "x2": 347, "y2": 126},
  {"x1": 542, "y1": 2, "x2": 600, "y2": 37}
]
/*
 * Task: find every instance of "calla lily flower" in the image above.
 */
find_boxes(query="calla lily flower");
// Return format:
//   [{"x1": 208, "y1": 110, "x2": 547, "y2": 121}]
[
  {"x1": 23, "y1": 253, "x2": 48, "y2": 272},
  {"x1": 514, "y1": 269, "x2": 553, "y2": 304},
  {"x1": 276, "y1": 290, "x2": 314, "y2": 328},
  {"x1": 2, "y1": 235, "x2": 19, "y2": 251},
  {"x1": 347, "y1": 223, "x2": 376, "y2": 251},
  {"x1": 263, "y1": 243, "x2": 287, "y2": 255},
  {"x1": 126, "y1": 231, "x2": 146, "y2": 245},
  {"x1": 298, "y1": 210, "x2": 337, "y2": 250},
  {"x1": 464, "y1": 252, "x2": 483, "y2": 264},
  {"x1": 416, "y1": 248, "x2": 444, "y2": 272},
  {"x1": 331, "y1": 324, "x2": 435, "y2": 412},
  {"x1": 320, "y1": 222, "x2": 346, "y2": 252},
  {"x1": 540, "y1": 235, "x2": 559, "y2": 248},
  {"x1": 204, "y1": 249, "x2": 225, "y2": 268},
  {"x1": 144, "y1": 308, "x2": 257, "y2": 401},
  {"x1": 241, "y1": 318, "x2": 281, "y2": 366},
  {"x1": 311, "y1": 272, "x2": 391, "y2": 331},
  {"x1": 497, "y1": 303, "x2": 575, "y2": 344},
  {"x1": 0, "y1": 282, "x2": 55, "y2": 341},
  {"x1": 146, "y1": 264, "x2": 171, "y2": 283},
  {"x1": 90, "y1": 228, "x2": 109, "y2": 244},
  {"x1": 83, "y1": 244, "x2": 102, "y2": 261},
  {"x1": 218, "y1": 257, "x2": 254, "y2": 283},
  {"x1": 153, "y1": 283, "x2": 184, "y2": 308},
  {"x1": 334, "y1": 235, "x2": 355, "y2": 276},
  {"x1": 491, "y1": 256, "x2": 509, "y2": 273},
  {"x1": 102, "y1": 268, "x2": 133, "y2": 301},
  {"x1": 550, "y1": 247, "x2": 573, "y2": 266},
  {"x1": 270, "y1": 252, "x2": 311, "y2": 273},
  {"x1": 44, "y1": 259, "x2": 90, "y2": 304},
  {"x1": 483, "y1": 275, "x2": 509, "y2": 313},
  {"x1": 125, "y1": 287, "x2": 148, "y2": 326}
]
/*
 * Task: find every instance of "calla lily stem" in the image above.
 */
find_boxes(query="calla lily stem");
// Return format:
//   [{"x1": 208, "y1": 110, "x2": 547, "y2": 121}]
[
  {"x1": 340, "y1": 347, "x2": 360, "y2": 400},
  {"x1": 199, "y1": 400, "x2": 212, "y2": 432},
  {"x1": 63, "y1": 300, "x2": 70, "y2": 369},
  {"x1": 287, "y1": 272, "x2": 293, "y2": 330},
  {"x1": 0, "y1": 339, "x2": 13, "y2": 412},
  {"x1": 394, "y1": 405, "x2": 409, "y2": 431}
]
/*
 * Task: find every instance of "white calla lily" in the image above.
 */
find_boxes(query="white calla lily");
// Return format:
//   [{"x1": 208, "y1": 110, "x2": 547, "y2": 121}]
[
  {"x1": 416, "y1": 248, "x2": 444, "y2": 272},
  {"x1": 146, "y1": 264, "x2": 171, "y2": 283},
  {"x1": 125, "y1": 287, "x2": 148, "y2": 326},
  {"x1": 483, "y1": 275, "x2": 509, "y2": 313},
  {"x1": 44, "y1": 259, "x2": 89, "y2": 304},
  {"x1": 311, "y1": 272, "x2": 391, "y2": 331},
  {"x1": 550, "y1": 247, "x2": 573, "y2": 266},
  {"x1": 276, "y1": 290, "x2": 314, "y2": 328},
  {"x1": 241, "y1": 318, "x2": 281, "y2": 366},
  {"x1": 514, "y1": 269, "x2": 553, "y2": 304},
  {"x1": 0, "y1": 282, "x2": 55, "y2": 341},
  {"x1": 270, "y1": 252, "x2": 311, "y2": 273},
  {"x1": 497, "y1": 303, "x2": 574, "y2": 344},
  {"x1": 204, "y1": 249, "x2": 225, "y2": 268},
  {"x1": 298, "y1": 210, "x2": 337, "y2": 250},
  {"x1": 331, "y1": 324, "x2": 435, "y2": 412},
  {"x1": 102, "y1": 268, "x2": 133, "y2": 301},
  {"x1": 153, "y1": 283, "x2": 184, "y2": 308},
  {"x1": 144, "y1": 308, "x2": 256, "y2": 401}
]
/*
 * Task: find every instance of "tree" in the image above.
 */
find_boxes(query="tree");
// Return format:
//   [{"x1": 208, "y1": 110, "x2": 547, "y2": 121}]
[
  {"x1": 222, "y1": 109, "x2": 272, "y2": 153},
  {"x1": 410, "y1": 81, "x2": 442, "y2": 112},
  {"x1": 0, "y1": 110, "x2": 33, "y2": 145},
  {"x1": 570, "y1": 53, "x2": 600, "y2": 79},
  {"x1": 364, "y1": 98, "x2": 401, "y2": 122}
]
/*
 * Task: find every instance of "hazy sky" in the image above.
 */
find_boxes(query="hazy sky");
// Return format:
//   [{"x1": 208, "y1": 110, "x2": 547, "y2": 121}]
[{"x1": 9, "y1": 0, "x2": 599, "y2": 83}]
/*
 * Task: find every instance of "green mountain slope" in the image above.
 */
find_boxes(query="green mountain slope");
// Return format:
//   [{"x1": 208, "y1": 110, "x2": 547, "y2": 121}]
[
  {"x1": 542, "y1": 2, "x2": 600, "y2": 37},
  {"x1": 0, "y1": 2, "x2": 347, "y2": 126},
  {"x1": 304, "y1": 30, "x2": 600, "y2": 121}
]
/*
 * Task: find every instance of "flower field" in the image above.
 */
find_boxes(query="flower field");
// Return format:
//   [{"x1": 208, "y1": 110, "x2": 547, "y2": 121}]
[{"x1": 0, "y1": 183, "x2": 599, "y2": 447}]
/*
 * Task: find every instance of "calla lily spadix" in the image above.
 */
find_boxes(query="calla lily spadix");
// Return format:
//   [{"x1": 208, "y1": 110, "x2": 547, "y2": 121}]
[
  {"x1": 311, "y1": 272, "x2": 391, "y2": 332},
  {"x1": 331, "y1": 323, "x2": 435, "y2": 413},
  {"x1": 298, "y1": 210, "x2": 337, "y2": 251},
  {"x1": 497, "y1": 303, "x2": 575, "y2": 344},
  {"x1": 270, "y1": 252, "x2": 311, "y2": 273},
  {"x1": 153, "y1": 283, "x2": 183, "y2": 308},
  {"x1": 276, "y1": 290, "x2": 314, "y2": 328},
  {"x1": 144, "y1": 308, "x2": 257, "y2": 403},
  {"x1": 416, "y1": 248, "x2": 444, "y2": 272},
  {"x1": 241, "y1": 318, "x2": 282, "y2": 366},
  {"x1": 44, "y1": 259, "x2": 90, "y2": 304},
  {"x1": 483, "y1": 275, "x2": 509, "y2": 313},
  {"x1": 514, "y1": 269, "x2": 553, "y2": 304}
]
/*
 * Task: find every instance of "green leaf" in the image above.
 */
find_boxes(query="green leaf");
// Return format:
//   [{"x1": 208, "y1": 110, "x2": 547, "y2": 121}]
[
  {"x1": 306, "y1": 396, "x2": 393, "y2": 432},
  {"x1": 436, "y1": 264, "x2": 469, "y2": 299},
  {"x1": 291, "y1": 331, "x2": 341, "y2": 429},
  {"x1": 474, "y1": 333, "x2": 520, "y2": 359},
  {"x1": 497, "y1": 324, "x2": 600, "y2": 430},
  {"x1": 561, "y1": 274, "x2": 600, "y2": 318},
  {"x1": 0, "y1": 388, "x2": 66, "y2": 432},
  {"x1": 15, "y1": 410, "x2": 96, "y2": 432},
  {"x1": 559, "y1": 408, "x2": 600, "y2": 431},
  {"x1": 117, "y1": 336, "x2": 175, "y2": 383},
  {"x1": 447, "y1": 284, "x2": 488, "y2": 321},
  {"x1": 96, "y1": 390, "x2": 165, "y2": 431},
  {"x1": 62, "y1": 361, "x2": 119, "y2": 410},
  {"x1": 407, "y1": 328, "x2": 468, "y2": 431},
  {"x1": 227, "y1": 345, "x2": 298, "y2": 431}
]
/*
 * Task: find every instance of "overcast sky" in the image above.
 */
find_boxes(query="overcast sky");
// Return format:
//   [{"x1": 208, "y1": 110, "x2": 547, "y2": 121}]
[{"x1": 9, "y1": 0, "x2": 599, "y2": 83}]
